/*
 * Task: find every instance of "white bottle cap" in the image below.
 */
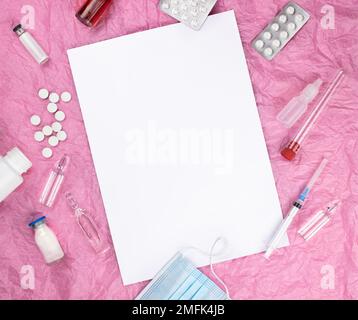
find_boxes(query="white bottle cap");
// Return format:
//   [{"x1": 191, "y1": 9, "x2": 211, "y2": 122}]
[{"x1": 4, "y1": 147, "x2": 32, "y2": 175}]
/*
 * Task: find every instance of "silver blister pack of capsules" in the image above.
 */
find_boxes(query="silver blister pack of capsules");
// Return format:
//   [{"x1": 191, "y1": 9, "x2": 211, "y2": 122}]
[
  {"x1": 159, "y1": 0, "x2": 218, "y2": 31},
  {"x1": 252, "y1": 2, "x2": 310, "y2": 60}
]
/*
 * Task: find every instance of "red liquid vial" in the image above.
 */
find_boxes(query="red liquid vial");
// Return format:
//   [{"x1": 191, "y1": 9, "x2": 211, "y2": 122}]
[{"x1": 76, "y1": 0, "x2": 113, "y2": 27}]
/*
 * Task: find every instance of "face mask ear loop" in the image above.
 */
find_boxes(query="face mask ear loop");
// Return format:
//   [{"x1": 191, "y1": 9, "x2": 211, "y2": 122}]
[{"x1": 209, "y1": 237, "x2": 231, "y2": 300}]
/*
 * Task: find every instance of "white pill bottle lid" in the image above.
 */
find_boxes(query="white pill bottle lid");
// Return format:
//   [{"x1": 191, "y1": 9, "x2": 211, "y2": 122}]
[{"x1": 3, "y1": 147, "x2": 32, "y2": 175}]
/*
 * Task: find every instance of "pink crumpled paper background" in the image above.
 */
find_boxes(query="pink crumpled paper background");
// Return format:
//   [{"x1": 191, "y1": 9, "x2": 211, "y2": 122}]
[{"x1": 0, "y1": 0, "x2": 358, "y2": 300}]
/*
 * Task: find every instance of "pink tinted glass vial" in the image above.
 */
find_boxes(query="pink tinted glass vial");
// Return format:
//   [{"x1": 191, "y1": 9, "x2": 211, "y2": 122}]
[{"x1": 76, "y1": 0, "x2": 113, "y2": 27}]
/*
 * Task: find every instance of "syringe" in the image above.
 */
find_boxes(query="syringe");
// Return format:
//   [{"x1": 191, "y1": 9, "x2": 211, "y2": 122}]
[
  {"x1": 264, "y1": 158, "x2": 329, "y2": 259},
  {"x1": 281, "y1": 70, "x2": 345, "y2": 161}
]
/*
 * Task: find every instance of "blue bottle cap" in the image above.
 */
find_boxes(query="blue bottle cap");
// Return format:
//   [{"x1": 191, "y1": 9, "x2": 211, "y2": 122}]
[{"x1": 28, "y1": 215, "x2": 46, "y2": 228}]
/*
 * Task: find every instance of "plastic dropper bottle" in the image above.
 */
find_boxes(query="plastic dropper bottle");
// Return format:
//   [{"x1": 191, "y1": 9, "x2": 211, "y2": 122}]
[{"x1": 277, "y1": 79, "x2": 323, "y2": 128}]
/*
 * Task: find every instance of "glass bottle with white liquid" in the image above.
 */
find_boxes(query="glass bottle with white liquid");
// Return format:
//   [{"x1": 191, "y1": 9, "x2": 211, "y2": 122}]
[{"x1": 29, "y1": 216, "x2": 64, "y2": 264}]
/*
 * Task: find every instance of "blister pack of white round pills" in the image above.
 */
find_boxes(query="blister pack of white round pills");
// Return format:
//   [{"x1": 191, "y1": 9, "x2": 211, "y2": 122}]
[
  {"x1": 159, "y1": 0, "x2": 218, "y2": 31},
  {"x1": 252, "y1": 2, "x2": 310, "y2": 60}
]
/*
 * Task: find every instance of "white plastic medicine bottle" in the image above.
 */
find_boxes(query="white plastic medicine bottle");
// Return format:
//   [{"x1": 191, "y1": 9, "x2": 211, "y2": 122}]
[
  {"x1": 0, "y1": 147, "x2": 32, "y2": 203},
  {"x1": 29, "y1": 216, "x2": 64, "y2": 264}
]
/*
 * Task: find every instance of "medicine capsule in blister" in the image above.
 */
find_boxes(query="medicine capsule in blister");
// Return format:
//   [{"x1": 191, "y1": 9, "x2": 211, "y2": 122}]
[
  {"x1": 272, "y1": 39, "x2": 281, "y2": 48},
  {"x1": 279, "y1": 15, "x2": 287, "y2": 23},
  {"x1": 159, "y1": 0, "x2": 218, "y2": 31},
  {"x1": 286, "y1": 6, "x2": 295, "y2": 15},
  {"x1": 252, "y1": 2, "x2": 310, "y2": 61},
  {"x1": 271, "y1": 23, "x2": 280, "y2": 31},
  {"x1": 255, "y1": 39, "x2": 264, "y2": 49},
  {"x1": 287, "y1": 22, "x2": 296, "y2": 31},
  {"x1": 280, "y1": 31, "x2": 289, "y2": 39}
]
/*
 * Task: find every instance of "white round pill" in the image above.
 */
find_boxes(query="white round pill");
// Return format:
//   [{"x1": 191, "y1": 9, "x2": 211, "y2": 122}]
[
  {"x1": 51, "y1": 121, "x2": 62, "y2": 132},
  {"x1": 272, "y1": 39, "x2": 281, "y2": 48},
  {"x1": 286, "y1": 6, "x2": 295, "y2": 15},
  {"x1": 34, "y1": 131, "x2": 45, "y2": 142},
  {"x1": 49, "y1": 92, "x2": 60, "y2": 103},
  {"x1": 263, "y1": 31, "x2": 272, "y2": 40},
  {"x1": 255, "y1": 39, "x2": 264, "y2": 49},
  {"x1": 295, "y1": 14, "x2": 304, "y2": 22},
  {"x1": 38, "y1": 88, "x2": 49, "y2": 100},
  {"x1": 61, "y1": 91, "x2": 72, "y2": 103},
  {"x1": 57, "y1": 130, "x2": 67, "y2": 142},
  {"x1": 42, "y1": 125, "x2": 53, "y2": 136},
  {"x1": 47, "y1": 102, "x2": 58, "y2": 114},
  {"x1": 271, "y1": 23, "x2": 280, "y2": 31},
  {"x1": 279, "y1": 15, "x2": 287, "y2": 24},
  {"x1": 30, "y1": 115, "x2": 41, "y2": 126},
  {"x1": 280, "y1": 31, "x2": 289, "y2": 39},
  {"x1": 287, "y1": 22, "x2": 296, "y2": 31},
  {"x1": 48, "y1": 136, "x2": 59, "y2": 147},
  {"x1": 55, "y1": 110, "x2": 66, "y2": 122},
  {"x1": 42, "y1": 147, "x2": 53, "y2": 159},
  {"x1": 264, "y1": 47, "x2": 273, "y2": 56}
]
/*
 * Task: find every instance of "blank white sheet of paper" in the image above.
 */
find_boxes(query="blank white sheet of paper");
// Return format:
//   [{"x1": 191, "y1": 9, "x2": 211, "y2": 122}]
[{"x1": 68, "y1": 10, "x2": 289, "y2": 285}]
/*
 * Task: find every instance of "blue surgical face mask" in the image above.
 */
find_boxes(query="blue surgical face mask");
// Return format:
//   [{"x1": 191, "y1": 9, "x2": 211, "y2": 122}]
[{"x1": 136, "y1": 252, "x2": 228, "y2": 300}]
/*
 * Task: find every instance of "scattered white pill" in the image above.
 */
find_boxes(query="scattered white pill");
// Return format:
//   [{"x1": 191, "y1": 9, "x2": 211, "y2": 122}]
[
  {"x1": 30, "y1": 115, "x2": 41, "y2": 126},
  {"x1": 295, "y1": 14, "x2": 304, "y2": 22},
  {"x1": 61, "y1": 91, "x2": 72, "y2": 103},
  {"x1": 48, "y1": 136, "x2": 59, "y2": 147},
  {"x1": 54, "y1": 110, "x2": 66, "y2": 122},
  {"x1": 272, "y1": 39, "x2": 281, "y2": 48},
  {"x1": 278, "y1": 15, "x2": 287, "y2": 24},
  {"x1": 34, "y1": 131, "x2": 45, "y2": 142},
  {"x1": 47, "y1": 102, "x2": 58, "y2": 114},
  {"x1": 51, "y1": 122, "x2": 62, "y2": 132},
  {"x1": 42, "y1": 147, "x2": 53, "y2": 159},
  {"x1": 263, "y1": 31, "x2": 272, "y2": 40},
  {"x1": 38, "y1": 88, "x2": 49, "y2": 100},
  {"x1": 287, "y1": 22, "x2": 296, "y2": 31},
  {"x1": 49, "y1": 92, "x2": 60, "y2": 103},
  {"x1": 280, "y1": 31, "x2": 289, "y2": 39},
  {"x1": 286, "y1": 6, "x2": 295, "y2": 15},
  {"x1": 264, "y1": 47, "x2": 273, "y2": 56},
  {"x1": 57, "y1": 130, "x2": 67, "y2": 142},
  {"x1": 271, "y1": 23, "x2": 280, "y2": 31},
  {"x1": 42, "y1": 125, "x2": 53, "y2": 136},
  {"x1": 255, "y1": 39, "x2": 264, "y2": 49}
]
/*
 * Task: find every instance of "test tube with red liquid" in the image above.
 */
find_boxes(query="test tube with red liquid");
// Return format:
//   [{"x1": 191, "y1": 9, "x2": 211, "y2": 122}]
[
  {"x1": 281, "y1": 70, "x2": 345, "y2": 161},
  {"x1": 76, "y1": 0, "x2": 113, "y2": 27}
]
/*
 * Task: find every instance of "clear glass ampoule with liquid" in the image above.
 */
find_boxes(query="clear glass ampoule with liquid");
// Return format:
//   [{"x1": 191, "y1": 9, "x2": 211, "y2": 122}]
[{"x1": 65, "y1": 192, "x2": 109, "y2": 254}]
